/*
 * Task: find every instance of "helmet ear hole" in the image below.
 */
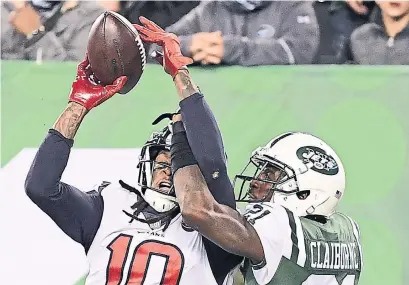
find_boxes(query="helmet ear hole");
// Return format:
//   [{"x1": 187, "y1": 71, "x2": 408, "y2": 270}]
[{"x1": 296, "y1": 190, "x2": 310, "y2": 200}]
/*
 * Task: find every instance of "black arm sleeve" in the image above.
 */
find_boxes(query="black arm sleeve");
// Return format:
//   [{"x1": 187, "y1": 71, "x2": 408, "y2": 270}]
[
  {"x1": 25, "y1": 129, "x2": 103, "y2": 251},
  {"x1": 179, "y1": 93, "x2": 235, "y2": 209},
  {"x1": 179, "y1": 94, "x2": 243, "y2": 283}
]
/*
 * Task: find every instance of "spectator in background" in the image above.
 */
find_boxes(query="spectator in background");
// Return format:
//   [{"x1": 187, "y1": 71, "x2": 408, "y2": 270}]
[
  {"x1": 163, "y1": 1, "x2": 319, "y2": 66},
  {"x1": 351, "y1": 1, "x2": 409, "y2": 64},
  {"x1": 313, "y1": 0, "x2": 376, "y2": 64},
  {"x1": 1, "y1": 1, "x2": 104, "y2": 61},
  {"x1": 99, "y1": 1, "x2": 198, "y2": 61}
]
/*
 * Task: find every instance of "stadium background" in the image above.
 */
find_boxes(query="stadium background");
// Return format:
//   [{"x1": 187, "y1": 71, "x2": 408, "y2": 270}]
[{"x1": 2, "y1": 61, "x2": 409, "y2": 285}]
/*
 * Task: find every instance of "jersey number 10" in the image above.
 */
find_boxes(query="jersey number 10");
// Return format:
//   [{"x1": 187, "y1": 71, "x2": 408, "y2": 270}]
[{"x1": 105, "y1": 234, "x2": 185, "y2": 285}]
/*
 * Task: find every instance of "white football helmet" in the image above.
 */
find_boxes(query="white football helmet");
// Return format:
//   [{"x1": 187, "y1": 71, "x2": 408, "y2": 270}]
[{"x1": 235, "y1": 132, "x2": 345, "y2": 217}]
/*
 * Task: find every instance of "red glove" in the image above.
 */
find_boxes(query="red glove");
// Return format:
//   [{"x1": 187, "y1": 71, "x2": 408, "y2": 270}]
[
  {"x1": 133, "y1": 17, "x2": 193, "y2": 78},
  {"x1": 69, "y1": 55, "x2": 127, "y2": 110}
]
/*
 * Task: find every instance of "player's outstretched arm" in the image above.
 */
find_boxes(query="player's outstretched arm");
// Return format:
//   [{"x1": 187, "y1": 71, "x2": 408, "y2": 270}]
[
  {"x1": 173, "y1": 164, "x2": 265, "y2": 263},
  {"x1": 53, "y1": 102, "x2": 87, "y2": 139},
  {"x1": 136, "y1": 18, "x2": 243, "y2": 280},
  {"x1": 135, "y1": 17, "x2": 236, "y2": 208},
  {"x1": 25, "y1": 56, "x2": 127, "y2": 250},
  {"x1": 173, "y1": 71, "x2": 236, "y2": 209}
]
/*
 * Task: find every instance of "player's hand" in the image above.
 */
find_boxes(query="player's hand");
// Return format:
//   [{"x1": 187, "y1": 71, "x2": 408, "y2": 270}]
[
  {"x1": 69, "y1": 55, "x2": 127, "y2": 110},
  {"x1": 133, "y1": 16, "x2": 193, "y2": 78}
]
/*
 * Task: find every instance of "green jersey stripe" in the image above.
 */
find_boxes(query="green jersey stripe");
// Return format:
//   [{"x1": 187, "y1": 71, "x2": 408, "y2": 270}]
[
  {"x1": 293, "y1": 213, "x2": 306, "y2": 267},
  {"x1": 284, "y1": 208, "x2": 299, "y2": 263}
]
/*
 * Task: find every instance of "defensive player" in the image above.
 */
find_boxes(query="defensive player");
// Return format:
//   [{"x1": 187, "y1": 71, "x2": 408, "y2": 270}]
[
  {"x1": 24, "y1": 22, "x2": 242, "y2": 284},
  {"x1": 135, "y1": 19, "x2": 364, "y2": 285},
  {"x1": 173, "y1": 114, "x2": 364, "y2": 284}
]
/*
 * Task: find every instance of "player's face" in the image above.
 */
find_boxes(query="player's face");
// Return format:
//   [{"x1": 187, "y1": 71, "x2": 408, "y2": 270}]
[
  {"x1": 376, "y1": 1, "x2": 409, "y2": 18},
  {"x1": 151, "y1": 151, "x2": 173, "y2": 194},
  {"x1": 248, "y1": 166, "x2": 281, "y2": 202}
]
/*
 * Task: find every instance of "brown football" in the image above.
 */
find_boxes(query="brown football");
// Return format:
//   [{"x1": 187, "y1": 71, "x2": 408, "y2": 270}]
[{"x1": 87, "y1": 11, "x2": 146, "y2": 94}]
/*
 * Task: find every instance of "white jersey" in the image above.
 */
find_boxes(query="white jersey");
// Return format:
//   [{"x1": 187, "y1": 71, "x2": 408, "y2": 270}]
[
  {"x1": 85, "y1": 182, "x2": 220, "y2": 285},
  {"x1": 243, "y1": 202, "x2": 362, "y2": 285}
]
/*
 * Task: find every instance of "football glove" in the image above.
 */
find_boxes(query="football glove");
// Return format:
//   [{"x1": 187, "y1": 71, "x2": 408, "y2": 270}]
[
  {"x1": 133, "y1": 17, "x2": 193, "y2": 79},
  {"x1": 68, "y1": 54, "x2": 128, "y2": 110}
]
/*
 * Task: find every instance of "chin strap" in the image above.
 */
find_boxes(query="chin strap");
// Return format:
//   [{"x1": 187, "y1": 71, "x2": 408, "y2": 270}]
[{"x1": 119, "y1": 180, "x2": 179, "y2": 231}]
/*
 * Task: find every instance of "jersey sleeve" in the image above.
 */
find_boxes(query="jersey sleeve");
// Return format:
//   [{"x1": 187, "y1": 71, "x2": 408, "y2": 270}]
[
  {"x1": 180, "y1": 93, "x2": 242, "y2": 282},
  {"x1": 25, "y1": 129, "x2": 104, "y2": 251},
  {"x1": 179, "y1": 93, "x2": 236, "y2": 209},
  {"x1": 244, "y1": 203, "x2": 304, "y2": 285}
]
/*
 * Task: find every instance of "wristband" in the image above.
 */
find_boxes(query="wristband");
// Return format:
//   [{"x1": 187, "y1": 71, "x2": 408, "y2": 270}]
[{"x1": 171, "y1": 126, "x2": 198, "y2": 175}]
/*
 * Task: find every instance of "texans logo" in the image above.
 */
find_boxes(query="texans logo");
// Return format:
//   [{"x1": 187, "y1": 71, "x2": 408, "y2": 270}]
[{"x1": 296, "y1": 146, "x2": 339, "y2": 176}]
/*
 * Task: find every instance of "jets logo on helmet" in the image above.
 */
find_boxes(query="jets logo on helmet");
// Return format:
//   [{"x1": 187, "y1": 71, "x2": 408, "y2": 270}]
[{"x1": 296, "y1": 146, "x2": 339, "y2": 175}]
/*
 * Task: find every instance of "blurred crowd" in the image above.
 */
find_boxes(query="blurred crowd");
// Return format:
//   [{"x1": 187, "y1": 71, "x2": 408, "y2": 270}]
[{"x1": 2, "y1": 0, "x2": 409, "y2": 65}]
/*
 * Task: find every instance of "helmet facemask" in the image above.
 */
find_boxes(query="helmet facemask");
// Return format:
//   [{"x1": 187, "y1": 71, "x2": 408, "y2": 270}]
[
  {"x1": 136, "y1": 126, "x2": 178, "y2": 213},
  {"x1": 235, "y1": 153, "x2": 300, "y2": 203},
  {"x1": 138, "y1": 146, "x2": 174, "y2": 196}
]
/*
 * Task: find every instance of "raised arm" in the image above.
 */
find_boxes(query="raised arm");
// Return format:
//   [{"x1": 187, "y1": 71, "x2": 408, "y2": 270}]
[
  {"x1": 135, "y1": 16, "x2": 235, "y2": 209},
  {"x1": 25, "y1": 57, "x2": 126, "y2": 250},
  {"x1": 173, "y1": 71, "x2": 235, "y2": 208},
  {"x1": 134, "y1": 17, "x2": 243, "y2": 282},
  {"x1": 173, "y1": 164, "x2": 265, "y2": 263}
]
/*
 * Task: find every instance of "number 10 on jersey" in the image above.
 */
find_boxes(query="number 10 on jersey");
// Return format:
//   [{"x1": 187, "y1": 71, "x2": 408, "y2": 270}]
[{"x1": 106, "y1": 234, "x2": 185, "y2": 285}]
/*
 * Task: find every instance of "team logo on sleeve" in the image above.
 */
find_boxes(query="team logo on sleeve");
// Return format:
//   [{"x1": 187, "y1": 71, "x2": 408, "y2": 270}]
[{"x1": 296, "y1": 146, "x2": 339, "y2": 175}]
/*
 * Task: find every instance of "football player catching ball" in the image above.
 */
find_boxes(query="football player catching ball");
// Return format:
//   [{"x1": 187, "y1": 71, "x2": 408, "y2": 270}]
[{"x1": 25, "y1": 17, "x2": 242, "y2": 285}]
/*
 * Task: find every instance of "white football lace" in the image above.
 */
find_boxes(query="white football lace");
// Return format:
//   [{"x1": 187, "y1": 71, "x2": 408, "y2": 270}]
[{"x1": 135, "y1": 35, "x2": 146, "y2": 71}]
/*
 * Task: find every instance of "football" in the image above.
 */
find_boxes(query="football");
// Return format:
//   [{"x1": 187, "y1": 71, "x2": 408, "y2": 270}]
[{"x1": 87, "y1": 11, "x2": 146, "y2": 94}]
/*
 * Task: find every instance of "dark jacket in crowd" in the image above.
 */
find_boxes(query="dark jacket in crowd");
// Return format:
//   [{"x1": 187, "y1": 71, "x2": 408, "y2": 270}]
[
  {"x1": 313, "y1": 1, "x2": 377, "y2": 64},
  {"x1": 121, "y1": 1, "x2": 198, "y2": 61},
  {"x1": 120, "y1": 1, "x2": 198, "y2": 31}
]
